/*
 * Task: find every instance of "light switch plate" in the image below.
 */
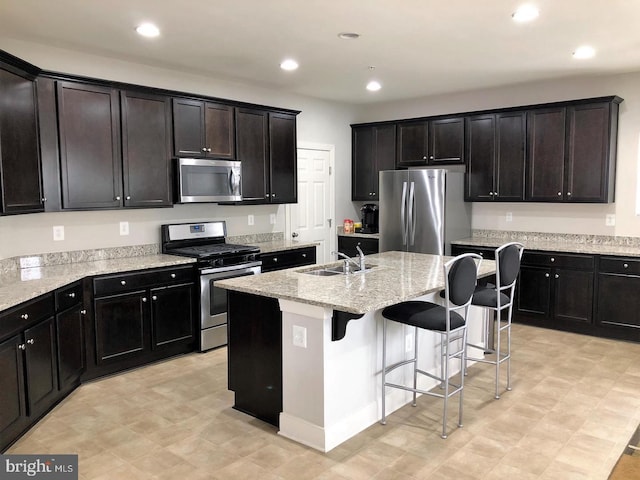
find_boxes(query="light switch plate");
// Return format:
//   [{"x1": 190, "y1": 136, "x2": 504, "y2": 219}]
[
  {"x1": 506, "y1": 212, "x2": 513, "y2": 222},
  {"x1": 270, "y1": 213, "x2": 276, "y2": 225},
  {"x1": 119, "y1": 221, "x2": 130, "y2": 236},
  {"x1": 53, "y1": 225, "x2": 65, "y2": 241},
  {"x1": 248, "y1": 214, "x2": 255, "y2": 226},
  {"x1": 606, "y1": 214, "x2": 616, "y2": 226},
  {"x1": 292, "y1": 325, "x2": 307, "y2": 348}
]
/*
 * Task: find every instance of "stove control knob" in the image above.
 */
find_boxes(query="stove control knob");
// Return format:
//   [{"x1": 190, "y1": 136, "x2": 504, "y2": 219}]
[
  {"x1": 215, "y1": 259, "x2": 224, "y2": 267},
  {"x1": 248, "y1": 254, "x2": 256, "y2": 261}
]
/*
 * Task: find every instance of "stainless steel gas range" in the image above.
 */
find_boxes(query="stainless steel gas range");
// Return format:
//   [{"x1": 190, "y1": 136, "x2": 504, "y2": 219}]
[{"x1": 161, "y1": 221, "x2": 261, "y2": 351}]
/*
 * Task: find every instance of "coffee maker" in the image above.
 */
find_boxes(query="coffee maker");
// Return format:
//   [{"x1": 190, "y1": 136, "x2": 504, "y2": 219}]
[{"x1": 360, "y1": 204, "x2": 379, "y2": 234}]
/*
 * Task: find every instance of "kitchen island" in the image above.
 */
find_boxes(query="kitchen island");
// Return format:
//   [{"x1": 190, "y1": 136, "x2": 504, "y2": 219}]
[{"x1": 216, "y1": 251, "x2": 496, "y2": 452}]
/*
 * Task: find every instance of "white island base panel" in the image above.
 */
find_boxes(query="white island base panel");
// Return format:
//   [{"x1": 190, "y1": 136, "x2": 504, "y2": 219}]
[{"x1": 277, "y1": 294, "x2": 487, "y2": 452}]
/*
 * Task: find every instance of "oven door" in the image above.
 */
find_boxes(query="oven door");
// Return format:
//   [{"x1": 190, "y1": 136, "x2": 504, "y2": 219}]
[
  {"x1": 200, "y1": 262, "x2": 262, "y2": 330},
  {"x1": 177, "y1": 158, "x2": 242, "y2": 203}
]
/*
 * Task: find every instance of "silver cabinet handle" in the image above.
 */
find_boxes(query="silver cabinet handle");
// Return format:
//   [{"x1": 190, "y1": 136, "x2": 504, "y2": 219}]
[
  {"x1": 81, "y1": 309, "x2": 87, "y2": 315},
  {"x1": 623, "y1": 263, "x2": 629, "y2": 269},
  {"x1": 550, "y1": 257, "x2": 555, "y2": 262},
  {"x1": 422, "y1": 156, "x2": 427, "y2": 160},
  {"x1": 202, "y1": 147, "x2": 207, "y2": 152},
  {"x1": 126, "y1": 196, "x2": 131, "y2": 200},
  {"x1": 567, "y1": 192, "x2": 572, "y2": 196},
  {"x1": 557, "y1": 192, "x2": 562, "y2": 196},
  {"x1": 171, "y1": 273, "x2": 176, "y2": 278},
  {"x1": 489, "y1": 192, "x2": 494, "y2": 196},
  {"x1": 545, "y1": 273, "x2": 550, "y2": 278},
  {"x1": 21, "y1": 313, "x2": 29, "y2": 320},
  {"x1": 555, "y1": 274, "x2": 559, "y2": 279},
  {"x1": 116, "y1": 196, "x2": 121, "y2": 200},
  {"x1": 152, "y1": 295, "x2": 157, "y2": 301},
  {"x1": 429, "y1": 156, "x2": 434, "y2": 160},
  {"x1": 18, "y1": 344, "x2": 26, "y2": 350},
  {"x1": 120, "y1": 280, "x2": 126, "y2": 286},
  {"x1": 265, "y1": 194, "x2": 270, "y2": 198},
  {"x1": 142, "y1": 297, "x2": 147, "y2": 302},
  {"x1": 272, "y1": 193, "x2": 276, "y2": 197},
  {"x1": 207, "y1": 148, "x2": 212, "y2": 152},
  {"x1": 67, "y1": 292, "x2": 76, "y2": 298},
  {"x1": 494, "y1": 192, "x2": 498, "y2": 196},
  {"x1": 27, "y1": 338, "x2": 35, "y2": 345},
  {"x1": 302, "y1": 253, "x2": 307, "y2": 258},
  {"x1": 42, "y1": 197, "x2": 47, "y2": 202},
  {"x1": 273, "y1": 257, "x2": 278, "y2": 262}
]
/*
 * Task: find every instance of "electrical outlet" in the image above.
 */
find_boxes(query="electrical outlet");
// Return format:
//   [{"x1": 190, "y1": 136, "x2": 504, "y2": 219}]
[
  {"x1": 606, "y1": 214, "x2": 616, "y2": 226},
  {"x1": 270, "y1": 213, "x2": 276, "y2": 225},
  {"x1": 292, "y1": 325, "x2": 307, "y2": 348},
  {"x1": 52, "y1": 225, "x2": 65, "y2": 241},
  {"x1": 248, "y1": 214, "x2": 255, "y2": 226},
  {"x1": 405, "y1": 332, "x2": 413, "y2": 352},
  {"x1": 119, "y1": 221, "x2": 129, "y2": 236},
  {"x1": 506, "y1": 212, "x2": 513, "y2": 222}
]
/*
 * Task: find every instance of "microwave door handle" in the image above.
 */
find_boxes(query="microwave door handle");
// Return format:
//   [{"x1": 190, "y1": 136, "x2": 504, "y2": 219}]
[{"x1": 229, "y1": 169, "x2": 240, "y2": 195}]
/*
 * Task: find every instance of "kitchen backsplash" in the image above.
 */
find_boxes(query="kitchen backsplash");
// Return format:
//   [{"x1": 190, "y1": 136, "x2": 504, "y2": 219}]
[
  {"x1": 472, "y1": 229, "x2": 640, "y2": 247},
  {"x1": 0, "y1": 232, "x2": 284, "y2": 275}
]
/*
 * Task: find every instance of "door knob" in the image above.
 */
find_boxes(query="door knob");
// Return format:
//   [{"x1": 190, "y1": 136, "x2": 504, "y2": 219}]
[{"x1": 292, "y1": 232, "x2": 299, "y2": 238}]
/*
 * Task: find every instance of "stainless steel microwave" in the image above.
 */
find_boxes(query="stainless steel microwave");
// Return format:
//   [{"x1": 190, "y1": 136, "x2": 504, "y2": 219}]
[{"x1": 176, "y1": 158, "x2": 242, "y2": 203}]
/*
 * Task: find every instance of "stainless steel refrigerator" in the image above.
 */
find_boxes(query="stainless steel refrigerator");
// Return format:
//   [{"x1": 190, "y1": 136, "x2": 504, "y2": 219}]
[{"x1": 379, "y1": 168, "x2": 471, "y2": 255}]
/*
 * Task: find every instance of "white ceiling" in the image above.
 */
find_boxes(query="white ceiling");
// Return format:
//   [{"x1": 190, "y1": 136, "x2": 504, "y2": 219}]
[{"x1": 1, "y1": 0, "x2": 640, "y2": 104}]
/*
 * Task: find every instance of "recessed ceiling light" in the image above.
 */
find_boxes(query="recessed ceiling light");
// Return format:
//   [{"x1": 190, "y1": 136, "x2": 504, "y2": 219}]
[
  {"x1": 135, "y1": 23, "x2": 160, "y2": 37},
  {"x1": 512, "y1": 4, "x2": 539, "y2": 22},
  {"x1": 573, "y1": 45, "x2": 596, "y2": 59},
  {"x1": 280, "y1": 59, "x2": 299, "y2": 71},
  {"x1": 338, "y1": 32, "x2": 360, "y2": 40},
  {"x1": 366, "y1": 80, "x2": 381, "y2": 92}
]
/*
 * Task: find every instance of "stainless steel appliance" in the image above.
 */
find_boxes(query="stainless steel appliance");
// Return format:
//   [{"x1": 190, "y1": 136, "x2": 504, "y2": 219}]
[
  {"x1": 161, "y1": 221, "x2": 261, "y2": 351},
  {"x1": 175, "y1": 158, "x2": 242, "y2": 203},
  {"x1": 379, "y1": 168, "x2": 471, "y2": 255},
  {"x1": 360, "y1": 203, "x2": 379, "y2": 233}
]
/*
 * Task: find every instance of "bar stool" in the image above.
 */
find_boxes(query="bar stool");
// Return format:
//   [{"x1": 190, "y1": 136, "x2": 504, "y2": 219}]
[
  {"x1": 466, "y1": 242, "x2": 524, "y2": 399},
  {"x1": 380, "y1": 253, "x2": 481, "y2": 439}
]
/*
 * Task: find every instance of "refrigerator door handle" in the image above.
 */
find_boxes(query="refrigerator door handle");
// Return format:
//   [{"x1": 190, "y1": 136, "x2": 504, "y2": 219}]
[
  {"x1": 401, "y1": 181, "x2": 408, "y2": 245},
  {"x1": 409, "y1": 181, "x2": 416, "y2": 245}
]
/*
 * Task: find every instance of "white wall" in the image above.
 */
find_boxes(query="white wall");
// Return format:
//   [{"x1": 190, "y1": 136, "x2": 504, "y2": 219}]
[
  {"x1": 357, "y1": 72, "x2": 640, "y2": 237},
  {"x1": 0, "y1": 39, "x2": 361, "y2": 259}
]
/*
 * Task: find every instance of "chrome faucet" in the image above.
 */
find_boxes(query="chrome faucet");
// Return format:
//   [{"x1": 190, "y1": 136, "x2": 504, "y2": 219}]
[{"x1": 332, "y1": 245, "x2": 366, "y2": 273}]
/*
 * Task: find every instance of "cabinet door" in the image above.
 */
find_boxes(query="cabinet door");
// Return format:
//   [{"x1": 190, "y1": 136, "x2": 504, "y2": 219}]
[
  {"x1": 57, "y1": 82, "x2": 122, "y2": 209},
  {"x1": 337, "y1": 236, "x2": 379, "y2": 257},
  {"x1": 553, "y1": 269, "x2": 594, "y2": 325},
  {"x1": 56, "y1": 305, "x2": 85, "y2": 392},
  {"x1": 0, "y1": 68, "x2": 43, "y2": 214},
  {"x1": 269, "y1": 112, "x2": 297, "y2": 203},
  {"x1": 515, "y1": 265, "x2": 552, "y2": 323},
  {"x1": 466, "y1": 115, "x2": 495, "y2": 201},
  {"x1": 150, "y1": 284, "x2": 194, "y2": 349},
  {"x1": 566, "y1": 103, "x2": 611, "y2": 202},
  {"x1": 396, "y1": 121, "x2": 428, "y2": 167},
  {"x1": 204, "y1": 102, "x2": 235, "y2": 159},
  {"x1": 121, "y1": 91, "x2": 172, "y2": 207},
  {"x1": 597, "y1": 273, "x2": 640, "y2": 330},
  {"x1": 23, "y1": 317, "x2": 58, "y2": 416},
  {"x1": 526, "y1": 107, "x2": 566, "y2": 201},
  {"x1": 352, "y1": 126, "x2": 374, "y2": 201},
  {"x1": 373, "y1": 124, "x2": 396, "y2": 199},
  {"x1": 0, "y1": 335, "x2": 27, "y2": 451},
  {"x1": 172, "y1": 98, "x2": 205, "y2": 157},
  {"x1": 94, "y1": 292, "x2": 148, "y2": 364},
  {"x1": 495, "y1": 112, "x2": 526, "y2": 201},
  {"x1": 236, "y1": 108, "x2": 268, "y2": 201},
  {"x1": 429, "y1": 117, "x2": 464, "y2": 165}
]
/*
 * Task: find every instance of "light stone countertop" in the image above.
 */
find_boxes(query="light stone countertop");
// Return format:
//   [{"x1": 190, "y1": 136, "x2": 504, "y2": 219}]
[
  {"x1": 251, "y1": 239, "x2": 319, "y2": 254},
  {"x1": 452, "y1": 237, "x2": 640, "y2": 257},
  {"x1": 337, "y1": 232, "x2": 380, "y2": 239},
  {"x1": 0, "y1": 255, "x2": 196, "y2": 312},
  {"x1": 215, "y1": 251, "x2": 495, "y2": 315}
]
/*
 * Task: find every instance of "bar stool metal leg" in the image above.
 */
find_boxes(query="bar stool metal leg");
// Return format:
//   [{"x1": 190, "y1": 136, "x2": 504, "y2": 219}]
[{"x1": 381, "y1": 317, "x2": 387, "y2": 425}]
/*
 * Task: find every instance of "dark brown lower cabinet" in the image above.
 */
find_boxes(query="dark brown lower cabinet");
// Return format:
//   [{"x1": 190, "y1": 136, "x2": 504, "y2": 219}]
[
  {"x1": 596, "y1": 257, "x2": 640, "y2": 342},
  {"x1": 228, "y1": 291, "x2": 281, "y2": 426},
  {"x1": 337, "y1": 235, "x2": 379, "y2": 257},
  {"x1": 0, "y1": 335, "x2": 27, "y2": 451},
  {"x1": 56, "y1": 303, "x2": 85, "y2": 393}
]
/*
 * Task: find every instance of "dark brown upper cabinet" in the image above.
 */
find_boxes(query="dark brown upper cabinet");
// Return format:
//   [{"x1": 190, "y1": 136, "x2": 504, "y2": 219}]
[
  {"x1": 526, "y1": 98, "x2": 620, "y2": 203},
  {"x1": 268, "y1": 112, "x2": 297, "y2": 204},
  {"x1": 172, "y1": 98, "x2": 235, "y2": 159},
  {"x1": 396, "y1": 116, "x2": 464, "y2": 168},
  {"x1": 0, "y1": 65, "x2": 43, "y2": 214},
  {"x1": 466, "y1": 112, "x2": 525, "y2": 201},
  {"x1": 352, "y1": 124, "x2": 396, "y2": 201},
  {"x1": 236, "y1": 107, "x2": 268, "y2": 202},
  {"x1": 121, "y1": 91, "x2": 172, "y2": 208},
  {"x1": 57, "y1": 81, "x2": 122, "y2": 210}
]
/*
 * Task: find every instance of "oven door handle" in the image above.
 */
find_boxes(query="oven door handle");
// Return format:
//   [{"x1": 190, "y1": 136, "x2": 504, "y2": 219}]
[{"x1": 200, "y1": 261, "x2": 262, "y2": 276}]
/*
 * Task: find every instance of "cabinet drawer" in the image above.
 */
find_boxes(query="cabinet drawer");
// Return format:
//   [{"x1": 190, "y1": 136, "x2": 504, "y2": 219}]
[
  {"x1": 55, "y1": 281, "x2": 83, "y2": 312},
  {"x1": 522, "y1": 252, "x2": 594, "y2": 270},
  {"x1": 94, "y1": 265, "x2": 194, "y2": 297},
  {"x1": 0, "y1": 294, "x2": 55, "y2": 342},
  {"x1": 450, "y1": 244, "x2": 496, "y2": 260},
  {"x1": 260, "y1": 247, "x2": 316, "y2": 272},
  {"x1": 598, "y1": 257, "x2": 640, "y2": 275}
]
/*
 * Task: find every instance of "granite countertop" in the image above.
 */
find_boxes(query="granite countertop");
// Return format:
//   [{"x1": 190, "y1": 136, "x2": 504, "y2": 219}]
[
  {"x1": 251, "y1": 239, "x2": 319, "y2": 254},
  {"x1": 452, "y1": 236, "x2": 640, "y2": 258},
  {"x1": 215, "y1": 251, "x2": 495, "y2": 315},
  {"x1": 0, "y1": 255, "x2": 195, "y2": 312}
]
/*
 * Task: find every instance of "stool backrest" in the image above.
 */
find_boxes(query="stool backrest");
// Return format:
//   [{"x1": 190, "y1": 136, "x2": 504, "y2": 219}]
[
  {"x1": 496, "y1": 242, "x2": 525, "y2": 290},
  {"x1": 445, "y1": 253, "x2": 482, "y2": 307}
]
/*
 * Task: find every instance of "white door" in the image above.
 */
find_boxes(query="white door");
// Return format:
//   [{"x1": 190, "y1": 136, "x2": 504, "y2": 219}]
[{"x1": 286, "y1": 144, "x2": 335, "y2": 264}]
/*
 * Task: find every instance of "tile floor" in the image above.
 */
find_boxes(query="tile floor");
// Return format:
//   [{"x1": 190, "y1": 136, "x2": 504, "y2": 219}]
[{"x1": 8, "y1": 324, "x2": 640, "y2": 479}]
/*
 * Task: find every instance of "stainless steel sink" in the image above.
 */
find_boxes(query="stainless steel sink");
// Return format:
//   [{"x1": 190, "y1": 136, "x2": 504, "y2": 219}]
[{"x1": 302, "y1": 263, "x2": 378, "y2": 276}]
